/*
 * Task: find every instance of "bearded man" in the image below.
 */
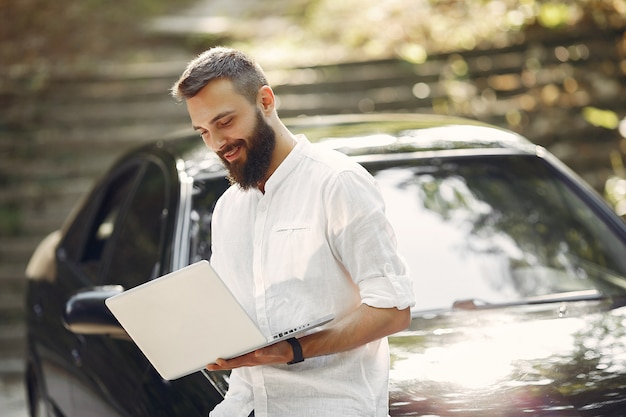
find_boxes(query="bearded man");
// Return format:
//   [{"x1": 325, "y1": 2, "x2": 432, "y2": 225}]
[{"x1": 171, "y1": 47, "x2": 414, "y2": 417}]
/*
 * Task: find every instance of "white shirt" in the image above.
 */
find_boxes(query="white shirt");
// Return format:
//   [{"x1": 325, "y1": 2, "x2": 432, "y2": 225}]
[{"x1": 209, "y1": 135, "x2": 414, "y2": 417}]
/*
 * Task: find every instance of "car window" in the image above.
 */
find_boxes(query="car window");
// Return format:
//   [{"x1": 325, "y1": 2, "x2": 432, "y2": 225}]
[
  {"x1": 371, "y1": 154, "x2": 626, "y2": 312},
  {"x1": 104, "y1": 161, "x2": 170, "y2": 288},
  {"x1": 188, "y1": 177, "x2": 230, "y2": 264},
  {"x1": 64, "y1": 163, "x2": 141, "y2": 285}
]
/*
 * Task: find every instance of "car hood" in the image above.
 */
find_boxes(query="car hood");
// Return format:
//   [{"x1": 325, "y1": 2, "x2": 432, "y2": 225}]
[{"x1": 388, "y1": 299, "x2": 626, "y2": 416}]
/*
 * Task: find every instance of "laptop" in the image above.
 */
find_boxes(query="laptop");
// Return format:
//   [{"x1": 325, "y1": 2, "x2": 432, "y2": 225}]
[{"x1": 105, "y1": 260, "x2": 334, "y2": 380}]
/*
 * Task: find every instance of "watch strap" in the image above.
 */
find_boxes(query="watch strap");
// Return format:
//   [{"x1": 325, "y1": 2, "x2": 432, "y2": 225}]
[{"x1": 286, "y1": 337, "x2": 304, "y2": 365}]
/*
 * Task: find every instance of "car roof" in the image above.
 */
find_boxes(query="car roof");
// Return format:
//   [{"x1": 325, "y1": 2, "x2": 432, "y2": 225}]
[{"x1": 139, "y1": 113, "x2": 537, "y2": 180}]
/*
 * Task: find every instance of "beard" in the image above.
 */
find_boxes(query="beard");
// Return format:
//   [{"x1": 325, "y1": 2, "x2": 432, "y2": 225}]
[{"x1": 219, "y1": 110, "x2": 276, "y2": 190}]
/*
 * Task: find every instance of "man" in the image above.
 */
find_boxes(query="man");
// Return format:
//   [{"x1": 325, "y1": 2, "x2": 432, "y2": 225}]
[{"x1": 171, "y1": 47, "x2": 414, "y2": 417}]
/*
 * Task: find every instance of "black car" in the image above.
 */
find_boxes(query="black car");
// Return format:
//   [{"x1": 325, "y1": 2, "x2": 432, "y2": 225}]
[{"x1": 25, "y1": 114, "x2": 626, "y2": 416}]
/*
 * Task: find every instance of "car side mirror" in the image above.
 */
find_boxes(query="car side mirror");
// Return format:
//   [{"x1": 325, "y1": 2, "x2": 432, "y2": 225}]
[{"x1": 63, "y1": 285, "x2": 129, "y2": 339}]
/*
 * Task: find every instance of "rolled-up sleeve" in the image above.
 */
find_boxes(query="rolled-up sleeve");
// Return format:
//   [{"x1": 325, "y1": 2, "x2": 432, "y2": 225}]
[{"x1": 359, "y1": 270, "x2": 415, "y2": 310}]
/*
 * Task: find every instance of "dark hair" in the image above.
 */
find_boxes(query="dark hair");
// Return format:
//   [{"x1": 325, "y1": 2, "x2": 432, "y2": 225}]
[{"x1": 171, "y1": 47, "x2": 268, "y2": 103}]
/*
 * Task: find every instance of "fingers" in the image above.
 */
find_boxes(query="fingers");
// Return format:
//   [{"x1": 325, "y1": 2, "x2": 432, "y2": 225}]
[
  {"x1": 205, "y1": 341, "x2": 292, "y2": 371},
  {"x1": 206, "y1": 358, "x2": 230, "y2": 371},
  {"x1": 205, "y1": 351, "x2": 259, "y2": 371}
]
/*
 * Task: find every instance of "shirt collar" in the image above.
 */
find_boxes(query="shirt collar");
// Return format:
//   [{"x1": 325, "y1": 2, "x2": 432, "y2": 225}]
[{"x1": 263, "y1": 134, "x2": 309, "y2": 194}]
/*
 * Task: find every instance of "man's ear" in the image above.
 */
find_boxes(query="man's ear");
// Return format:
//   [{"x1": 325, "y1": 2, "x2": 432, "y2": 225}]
[{"x1": 257, "y1": 85, "x2": 276, "y2": 115}]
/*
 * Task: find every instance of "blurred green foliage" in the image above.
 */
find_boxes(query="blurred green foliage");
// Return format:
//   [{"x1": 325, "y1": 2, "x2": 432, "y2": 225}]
[
  {"x1": 302, "y1": 0, "x2": 626, "y2": 60},
  {"x1": 583, "y1": 107, "x2": 620, "y2": 129}
]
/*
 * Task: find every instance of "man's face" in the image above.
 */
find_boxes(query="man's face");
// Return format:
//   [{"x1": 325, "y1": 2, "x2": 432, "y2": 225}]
[
  {"x1": 221, "y1": 109, "x2": 275, "y2": 189},
  {"x1": 186, "y1": 79, "x2": 276, "y2": 189}
]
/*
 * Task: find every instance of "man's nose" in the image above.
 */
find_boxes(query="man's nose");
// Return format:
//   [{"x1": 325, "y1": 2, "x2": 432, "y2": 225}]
[
  {"x1": 203, "y1": 129, "x2": 225, "y2": 152},
  {"x1": 212, "y1": 134, "x2": 230, "y2": 153}
]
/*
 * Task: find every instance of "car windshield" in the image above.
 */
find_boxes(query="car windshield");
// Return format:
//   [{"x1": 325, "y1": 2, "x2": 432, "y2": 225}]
[
  {"x1": 189, "y1": 153, "x2": 626, "y2": 314},
  {"x1": 371, "y1": 154, "x2": 626, "y2": 313}
]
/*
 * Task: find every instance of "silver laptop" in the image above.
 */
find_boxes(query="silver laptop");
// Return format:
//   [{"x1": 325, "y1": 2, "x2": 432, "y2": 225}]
[{"x1": 105, "y1": 260, "x2": 334, "y2": 380}]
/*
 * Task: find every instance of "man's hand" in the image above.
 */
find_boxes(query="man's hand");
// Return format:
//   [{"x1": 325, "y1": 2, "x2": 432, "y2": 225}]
[
  {"x1": 206, "y1": 339, "x2": 295, "y2": 371},
  {"x1": 206, "y1": 304, "x2": 411, "y2": 372}
]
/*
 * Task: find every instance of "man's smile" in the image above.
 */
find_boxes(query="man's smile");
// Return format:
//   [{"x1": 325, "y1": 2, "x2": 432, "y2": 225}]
[{"x1": 220, "y1": 141, "x2": 245, "y2": 164}]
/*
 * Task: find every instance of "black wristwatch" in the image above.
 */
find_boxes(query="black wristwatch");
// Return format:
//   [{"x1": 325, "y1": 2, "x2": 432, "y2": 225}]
[{"x1": 286, "y1": 337, "x2": 304, "y2": 365}]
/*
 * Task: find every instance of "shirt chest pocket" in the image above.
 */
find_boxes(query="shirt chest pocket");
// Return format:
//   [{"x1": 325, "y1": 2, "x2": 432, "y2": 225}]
[
  {"x1": 275, "y1": 224, "x2": 309, "y2": 234},
  {"x1": 272, "y1": 224, "x2": 311, "y2": 248},
  {"x1": 268, "y1": 224, "x2": 318, "y2": 278}
]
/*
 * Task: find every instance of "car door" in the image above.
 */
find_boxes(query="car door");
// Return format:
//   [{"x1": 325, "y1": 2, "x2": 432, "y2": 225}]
[
  {"x1": 32, "y1": 159, "x2": 144, "y2": 417},
  {"x1": 69, "y1": 157, "x2": 178, "y2": 416}
]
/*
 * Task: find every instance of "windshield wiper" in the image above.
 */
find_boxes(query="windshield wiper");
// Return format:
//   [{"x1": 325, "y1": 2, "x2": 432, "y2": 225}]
[
  {"x1": 452, "y1": 298, "x2": 490, "y2": 310},
  {"x1": 524, "y1": 289, "x2": 604, "y2": 304},
  {"x1": 451, "y1": 290, "x2": 605, "y2": 311}
]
